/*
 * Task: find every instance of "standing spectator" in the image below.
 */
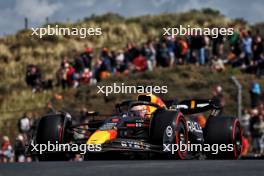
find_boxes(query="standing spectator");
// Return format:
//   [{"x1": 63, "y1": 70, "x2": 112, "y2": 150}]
[
  {"x1": 115, "y1": 50, "x2": 127, "y2": 73},
  {"x1": 212, "y1": 85, "x2": 225, "y2": 109},
  {"x1": 212, "y1": 34, "x2": 224, "y2": 57},
  {"x1": 25, "y1": 64, "x2": 42, "y2": 92},
  {"x1": 175, "y1": 37, "x2": 189, "y2": 65},
  {"x1": 100, "y1": 48, "x2": 112, "y2": 73},
  {"x1": 93, "y1": 58, "x2": 103, "y2": 82},
  {"x1": 142, "y1": 41, "x2": 156, "y2": 71},
  {"x1": 190, "y1": 35, "x2": 206, "y2": 65},
  {"x1": 81, "y1": 68, "x2": 92, "y2": 84},
  {"x1": 74, "y1": 53, "x2": 85, "y2": 73},
  {"x1": 249, "y1": 109, "x2": 264, "y2": 156},
  {"x1": 0, "y1": 136, "x2": 13, "y2": 162},
  {"x1": 156, "y1": 42, "x2": 170, "y2": 67},
  {"x1": 14, "y1": 134, "x2": 26, "y2": 162},
  {"x1": 227, "y1": 29, "x2": 242, "y2": 68},
  {"x1": 252, "y1": 33, "x2": 264, "y2": 76},
  {"x1": 240, "y1": 109, "x2": 251, "y2": 136},
  {"x1": 260, "y1": 108, "x2": 264, "y2": 154},
  {"x1": 242, "y1": 31, "x2": 253, "y2": 65},
  {"x1": 56, "y1": 58, "x2": 69, "y2": 89},
  {"x1": 253, "y1": 34, "x2": 263, "y2": 63},
  {"x1": 198, "y1": 35, "x2": 206, "y2": 65},
  {"x1": 110, "y1": 51, "x2": 117, "y2": 73},
  {"x1": 30, "y1": 112, "x2": 39, "y2": 136},
  {"x1": 240, "y1": 110, "x2": 251, "y2": 156},
  {"x1": 72, "y1": 53, "x2": 83, "y2": 88},
  {"x1": 204, "y1": 35, "x2": 211, "y2": 63},
  {"x1": 250, "y1": 81, "x2": 262, "y2": 108},
  {"x1": 65, "y1": 62, "x2": 77, "y2": 88},
  {"x1": 256, "y1": 53, "x2": 264, "y2": 77},
  {"x1": 93, "y1": 57, "x2": 111, "y2": 82},
  {"x1": 125, "y1": 42, "x2": 140, "y2": 62},
  {"x1": 91, "y1": 48, "x2": 112, "y2": 82},
  {"x1": 165, "y1": 36, "x2": 176, "y2": 67},
  {"x1": 80, "y1": 47, "x2": 93, "y2": 69},
  {"x1": 229, "y1": 29, "x2": 241, "y2": 57},
  {"x1": 18, "y1": 112, "x2": 31, "y2": 140}
]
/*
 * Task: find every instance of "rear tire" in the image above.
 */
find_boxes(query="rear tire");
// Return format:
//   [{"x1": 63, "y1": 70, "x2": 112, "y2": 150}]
[{"x1": 204, "y1": 116, "x2": 242, "y2": 159}]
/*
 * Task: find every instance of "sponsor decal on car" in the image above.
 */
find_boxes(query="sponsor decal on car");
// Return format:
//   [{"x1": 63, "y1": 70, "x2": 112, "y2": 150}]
[
  {"x1": 120, "y1": 140, "x2": 150, "y2": 150},
  {"x1": 186, "y1": 121, "x2": 203, "y2": 133}
]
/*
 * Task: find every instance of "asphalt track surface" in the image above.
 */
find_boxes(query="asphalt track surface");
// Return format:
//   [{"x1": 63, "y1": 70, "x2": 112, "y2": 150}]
[{"x1": 0, "y1": 160, "x2": 264, "y2": 176}]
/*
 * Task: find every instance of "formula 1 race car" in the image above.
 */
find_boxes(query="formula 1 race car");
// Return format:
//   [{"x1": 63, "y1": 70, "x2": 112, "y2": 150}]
[{"x1": 29, "y1": 94, "x2": 242, "y2": 160}]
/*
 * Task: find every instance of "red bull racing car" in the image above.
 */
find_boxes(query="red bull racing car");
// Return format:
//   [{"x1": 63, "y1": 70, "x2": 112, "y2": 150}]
[{"x1": 29, "y1": 94, "x2": 242, "y2": 160}]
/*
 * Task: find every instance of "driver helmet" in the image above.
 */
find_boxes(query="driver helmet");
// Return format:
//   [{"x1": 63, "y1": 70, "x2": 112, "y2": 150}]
[
  {"x1": 131, "y1": 105, "x2": 147, "y2": 118},
  {"x1": 137, "y1": 94, "x2": 166, "y2": 116}
]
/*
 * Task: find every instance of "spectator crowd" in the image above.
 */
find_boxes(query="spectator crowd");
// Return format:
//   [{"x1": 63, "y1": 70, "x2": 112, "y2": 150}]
[{"x1": 25, "y1": 27, "x2": 264, "y2": 91}]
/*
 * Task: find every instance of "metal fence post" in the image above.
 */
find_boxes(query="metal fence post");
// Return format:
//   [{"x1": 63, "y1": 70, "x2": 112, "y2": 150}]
[{"x1": 230, "y1": 76, "x2": 242, "y2": 120}]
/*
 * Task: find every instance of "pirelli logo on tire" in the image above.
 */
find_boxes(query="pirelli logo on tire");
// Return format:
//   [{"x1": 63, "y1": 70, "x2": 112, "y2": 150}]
[{"x1": 165, "y1": 126, "x2": 173, "y2": 137}]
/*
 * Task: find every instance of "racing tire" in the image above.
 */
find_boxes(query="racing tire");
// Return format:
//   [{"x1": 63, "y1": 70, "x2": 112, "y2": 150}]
[
  {"x1": 150, "y1": 110, "x2": 188, "y2": 159},
  {"x1": 35, "y1": 113, "x2": 72, "y2": 161},
  {"x1": 203, "y1": 116, "x2": 242, "y2": 159}
]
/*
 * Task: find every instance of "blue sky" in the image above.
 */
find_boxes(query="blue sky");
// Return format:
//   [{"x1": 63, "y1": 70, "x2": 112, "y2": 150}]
[{"x1": 0, "y1": 0, "x2": 264, "y2": 36}]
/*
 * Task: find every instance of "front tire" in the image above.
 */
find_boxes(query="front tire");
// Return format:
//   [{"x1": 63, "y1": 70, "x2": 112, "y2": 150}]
[
  {"x1": 35, "y1": 113, "x2": 72, "y2": 161},
  {"x1": 150, "y1": 110, "x2": 188, "y2": 159}
]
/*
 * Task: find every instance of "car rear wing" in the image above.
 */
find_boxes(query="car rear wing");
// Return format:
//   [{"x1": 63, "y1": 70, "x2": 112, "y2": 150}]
[{"x1": 171, "y1": 99, "x2": 222, "y2": 116}]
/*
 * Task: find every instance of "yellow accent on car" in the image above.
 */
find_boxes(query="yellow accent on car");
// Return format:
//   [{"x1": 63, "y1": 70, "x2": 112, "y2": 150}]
[
  {"x1": 191, "y1": 100, "x2": 196, "y2": 109},
  {"x1": 86, "y1": 131, "x2": 110, "y2": 145}
]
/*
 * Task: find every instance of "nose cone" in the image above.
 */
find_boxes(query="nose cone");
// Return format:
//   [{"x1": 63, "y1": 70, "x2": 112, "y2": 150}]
[{"x1": 87, "y1": 130, "x2": 117, "y2": 145}]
